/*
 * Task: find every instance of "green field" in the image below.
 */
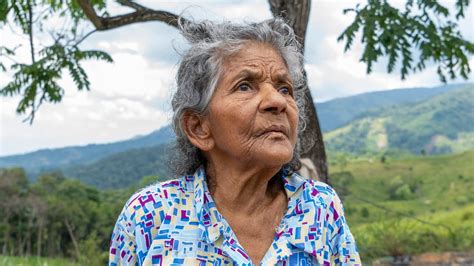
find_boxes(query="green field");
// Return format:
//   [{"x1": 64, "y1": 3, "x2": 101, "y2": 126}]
[
  {"x1": 328, "y1": 150, "x2": 474, "y2": 261},
  {"x1": 0, "y1": 256, "x2": 77, "y2": 266}
]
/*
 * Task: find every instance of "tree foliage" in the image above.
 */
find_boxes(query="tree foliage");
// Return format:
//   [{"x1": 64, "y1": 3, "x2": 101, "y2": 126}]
[
  {"x1": 0, "y1": 0, "x2": 111, "y2": 123},
  {"x1": 0, "y1": 167, "x2": 138, "y2": 263},
  {"x1": 338, "y1": 0, "x2": 474, "y2": 82}
]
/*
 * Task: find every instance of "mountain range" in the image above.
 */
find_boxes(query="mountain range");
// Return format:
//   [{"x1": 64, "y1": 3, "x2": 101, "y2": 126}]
[
  {"x1": 0, "y1": 83, "x2": 471, "y2": 189},
  {"x1": 316, "y1": 83, "x2": 465, "y2": 132},
  {"x1": 0, "y1": 125, "x2": 174, "y2": 174}
]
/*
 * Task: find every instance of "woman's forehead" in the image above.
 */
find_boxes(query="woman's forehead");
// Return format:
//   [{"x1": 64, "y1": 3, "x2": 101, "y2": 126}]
[
  {"x1": 225, "y1": 42, "x2": 285, "y2": 64},
  {"x1": 221, "y1": 43, "x2": 290, "y2": 78}
]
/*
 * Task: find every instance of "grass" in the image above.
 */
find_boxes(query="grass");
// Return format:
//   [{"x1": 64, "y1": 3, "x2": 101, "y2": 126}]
[
  {"x1": 332, "y1": 150, "x2": 474, "y2": 224},
  {"x1": 0, "y1": 256, "x2": 78, "y2": 266},
  {"x1": 328, "y1": 150, "x2": 474, "y2": 262},
  {"x1": 352, "y1": 204, "x2": 474, "y2": 262}
]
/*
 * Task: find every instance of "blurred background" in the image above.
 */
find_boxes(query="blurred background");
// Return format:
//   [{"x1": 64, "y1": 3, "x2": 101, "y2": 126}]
[{"x1": 0, "y1": 0, "x2": 473, "y2": 265}]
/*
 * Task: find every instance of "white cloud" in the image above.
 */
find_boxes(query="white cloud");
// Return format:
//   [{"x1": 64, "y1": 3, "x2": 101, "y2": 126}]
[{"x1": 0, "y1": 44, "x2": 175, "y2": 155}]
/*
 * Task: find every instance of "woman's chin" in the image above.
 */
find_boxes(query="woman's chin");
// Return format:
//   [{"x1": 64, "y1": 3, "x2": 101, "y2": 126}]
[{"x1": 254, "y1": 145, "x2": 294, "y2": 168}]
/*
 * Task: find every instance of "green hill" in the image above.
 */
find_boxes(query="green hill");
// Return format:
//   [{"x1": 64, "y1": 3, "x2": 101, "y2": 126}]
[
  {"x1": 330, "y1": 150, "x2": 474, "y2": 224},
  {"x1": 329, "y1": 150, "x2": 474, "y2": 260},
  {"x1": 317, "y1": 83, "x2": 467, "y2": 132},
  {"x1": 0, "y1": 126, "x2": 175, "y2": 173},
  {"x1": 324, "y1": 84, "x2": 474, "y2": 155},
  {"x1": 63, "y1": 144, "x2": 171, "y2": 189}
]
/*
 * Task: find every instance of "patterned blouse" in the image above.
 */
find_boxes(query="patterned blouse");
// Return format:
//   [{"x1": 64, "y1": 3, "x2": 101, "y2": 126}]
[{"x1": 109, "y1": 166, "x2": 361, "y2": 265}]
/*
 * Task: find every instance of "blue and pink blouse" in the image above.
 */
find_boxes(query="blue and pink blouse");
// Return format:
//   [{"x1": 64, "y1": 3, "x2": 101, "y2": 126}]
[{"x1": 109, "y1": 166, "x2": 361, "y2": 265}]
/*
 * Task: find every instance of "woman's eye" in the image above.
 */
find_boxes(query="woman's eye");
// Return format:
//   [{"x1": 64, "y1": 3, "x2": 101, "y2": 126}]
[
  {"x1": 237, "y1": 83, "x2": 251, "y2": 92},
  {"x1": 279, "y1": 86, "x2": 292, "y2": 95}
]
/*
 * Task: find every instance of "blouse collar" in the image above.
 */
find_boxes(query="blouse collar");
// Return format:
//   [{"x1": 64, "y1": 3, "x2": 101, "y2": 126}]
[
  {"x1": 191, "y1": 165, "x2": 307, "y2": 245},
  {"x1": 192, "y1": 165, "x2": 225, "y2": 244}
]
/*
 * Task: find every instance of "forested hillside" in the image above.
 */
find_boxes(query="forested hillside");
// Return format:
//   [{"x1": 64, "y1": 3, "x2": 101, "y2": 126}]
[
  {"x1": 0, "y1": 126, "x2": 174, "y2": 173},
  {"x1": 65, "y1": 144, "x2": 171, "y2": 189},
  {"x1": 317, "y1": 83, "x2": 467, "y2": 132},
  {"x1": 324, "y1": 84, "x2": 474, "y2": 155}
]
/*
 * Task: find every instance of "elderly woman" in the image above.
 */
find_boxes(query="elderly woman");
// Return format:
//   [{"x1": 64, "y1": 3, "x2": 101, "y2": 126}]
[{"x1": 109, "y1": 18, "x2": 360, "y2": 266}]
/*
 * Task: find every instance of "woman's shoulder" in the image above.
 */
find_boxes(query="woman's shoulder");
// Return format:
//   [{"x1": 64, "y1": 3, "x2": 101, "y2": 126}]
[
  {"x1": 123, "y1": 177, "x2": 187, "y2": 214},
  {"x1": 109, "y1": 177, "x2": 191, "y2": 264},
  {"x1": 292, "y1": 173, "x2": 344, "y2": 212},
  {"x1": 295, "y1": 173, "x2": 338, "y2": 199},
  {"x1": 112, "y1": 177, "x2": 189, "y2": 238}
]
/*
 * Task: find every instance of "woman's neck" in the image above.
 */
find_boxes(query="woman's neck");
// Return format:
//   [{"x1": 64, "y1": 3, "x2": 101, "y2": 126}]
[{"x1": 205, "y1": 160, "x2": 285, "y2": 216}]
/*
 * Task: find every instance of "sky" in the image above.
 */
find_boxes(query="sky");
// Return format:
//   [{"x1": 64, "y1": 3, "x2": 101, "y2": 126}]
[{"x1": 0, "y1": 0, "x2": 473, "y2": 156}]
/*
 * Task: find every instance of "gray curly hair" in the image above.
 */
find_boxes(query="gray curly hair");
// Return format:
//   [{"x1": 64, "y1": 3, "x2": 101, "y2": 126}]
[{"x1": 169, "y1": 17, "x2": 307, "y2": 177}]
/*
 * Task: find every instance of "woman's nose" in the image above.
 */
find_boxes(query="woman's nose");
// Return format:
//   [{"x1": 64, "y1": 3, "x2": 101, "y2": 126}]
[{"x1": 259, "y1": 83, "x2": 287, "y2": 114}]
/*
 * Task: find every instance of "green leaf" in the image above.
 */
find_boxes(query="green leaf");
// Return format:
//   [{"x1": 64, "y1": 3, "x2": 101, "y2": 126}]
[
  {"x1": 340, "y1": 0, "x2": 473, "y2": 82},
  {"x1": 0, "y1": 0, "x2": 9, "y2": 22}
]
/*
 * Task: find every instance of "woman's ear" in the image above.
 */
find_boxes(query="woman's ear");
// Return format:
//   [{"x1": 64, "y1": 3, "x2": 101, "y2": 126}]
[{"x1": 182, "y1": 112, "x2": 214, "y2": 151}]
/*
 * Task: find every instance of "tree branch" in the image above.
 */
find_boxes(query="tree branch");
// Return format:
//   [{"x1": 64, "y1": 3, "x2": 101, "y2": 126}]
[
  {"x1": 27, "y1": 0, "x2": 35, "y2": 63},
  {"x1": 76, "y1": 0, "x2": 186, "y2": 30},
  {"x1": 73, "y1": 30, "x2": 97, "y2": 47},
  {"x1": 116, "y1": 0, "x2": 147, "y2": 11}
]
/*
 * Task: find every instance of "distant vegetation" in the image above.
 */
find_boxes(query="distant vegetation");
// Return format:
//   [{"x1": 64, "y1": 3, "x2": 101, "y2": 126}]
[
  {"x1": 325, "y1": 84, "x2": 474, "y2": 155},
  {"x1": 0, "y1": 167, "x2": 160, "y2": 265},
  {"x1": 317, "y1": 83, "x2": 467, "y2": 132},
  {"x1": 329, "y1": 150, "x2": 474, "y2": 261},
  {"x1": 0, "y1": 126, "x2": 175, "y2": 176},
  {"x1": 65, "y1": 144, "x2": 171, "y2": 189},
  {"x1": 0, "y1": 255, "x2": 77, "y2": 266}
]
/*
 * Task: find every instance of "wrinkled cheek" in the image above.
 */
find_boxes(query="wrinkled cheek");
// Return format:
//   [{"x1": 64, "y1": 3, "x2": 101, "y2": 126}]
[
  {"x1": 239, "y1": 135, "x2": 261, "y2": 157},
  {"x1": 286, "y1": 125, "x2": 298, "y2": 148}
]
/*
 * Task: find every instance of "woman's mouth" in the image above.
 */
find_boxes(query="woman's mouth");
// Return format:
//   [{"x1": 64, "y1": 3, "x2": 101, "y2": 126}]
[{"x1": 257, "y1": 125, "x2": 289, "y2": 137}]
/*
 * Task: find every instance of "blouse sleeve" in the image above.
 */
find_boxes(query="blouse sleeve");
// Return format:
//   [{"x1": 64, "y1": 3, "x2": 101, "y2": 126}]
[
  {"x1": 109, "y1": 183, "x2": 170, "y2": 266},
  {"x1": 328, "y1": 191, "x2": 362, "y2": 265},
  {"x1": 109, "y1": 203, "x2": 137, "y2": 266}
]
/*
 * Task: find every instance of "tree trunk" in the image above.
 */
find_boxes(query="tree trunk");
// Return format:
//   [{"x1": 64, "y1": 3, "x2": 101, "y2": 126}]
[
  {"x1": 36, "y1": 226, "x2": 42, "y2": 257},
  {"x1": 18, "y1": 218, "x2": 23, "y2": 256},
  {"x1": 17, "y1": 222, "x2": 21, "y2": 256},
  {"x1": 268, "y1": 0, "x2": 328, "y2": 182},
  {"x1": 2, "y1": 216, "x2": 9, "y2": 254},
  {"x1": 64, "y1": 219, "x2": 81, "y2": 260},
  {"x1": 26, "y1": 215, "x2": 33, "y2": 256}
]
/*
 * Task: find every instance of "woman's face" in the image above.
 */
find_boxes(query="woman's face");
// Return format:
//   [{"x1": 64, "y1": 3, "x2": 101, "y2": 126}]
[{"x1": 205, "y1": 42, "x2": 299, "y2": 169}]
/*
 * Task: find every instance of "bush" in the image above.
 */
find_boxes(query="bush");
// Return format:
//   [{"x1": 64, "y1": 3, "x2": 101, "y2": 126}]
[
  {"x1": 394, "y1": 184, "x2": 413, "y2": 200},
  {"x1": 330, "y1": 171, "x2": 355, "y2": 200},
  {"x1": 455, "y1": 196, "x2": 469, "y2": 205},
  {"x1": 361, "y1": 207, "x2": 370, "y2": 218},
  {"x1": 78, "y1": 232, "x2": 108, "y2": 266},
  {"x1": 352, "y1": 212, "x2": 474, "y2": 263}
]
